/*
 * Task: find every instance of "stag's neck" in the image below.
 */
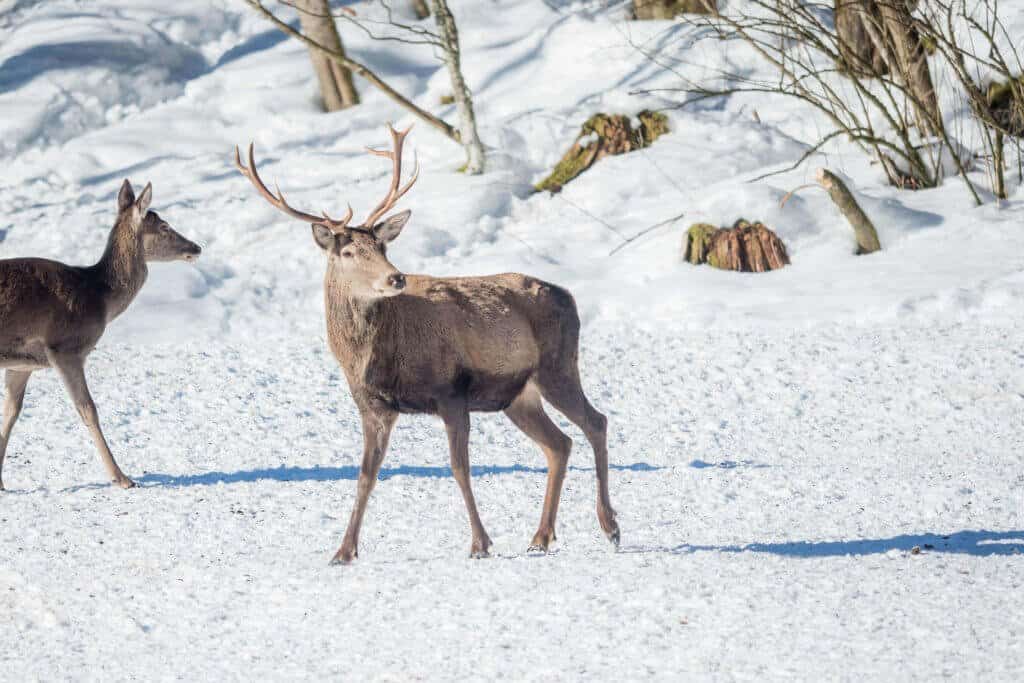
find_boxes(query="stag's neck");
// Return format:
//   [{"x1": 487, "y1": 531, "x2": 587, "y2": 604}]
[{"x1": 92, "y1": 218, "x2": 148, "y2": 321}]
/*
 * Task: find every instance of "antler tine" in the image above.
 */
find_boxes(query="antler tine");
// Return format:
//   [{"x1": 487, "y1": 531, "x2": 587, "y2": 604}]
[
  {"x1": 235, "y1": 142, "x2": 352, "y2": 232},
  {"x1": 362, "y1": 123, "x2": 419, "y2": 227}
]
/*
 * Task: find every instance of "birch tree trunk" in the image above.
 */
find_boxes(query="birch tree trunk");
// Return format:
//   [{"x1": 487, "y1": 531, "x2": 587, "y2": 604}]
[
  {"x1": 295, "y1": 0, "x2": 359, "y2": 111},
  {"x1": 431, "y1": 0, "x2": 485, "y2": 174}
]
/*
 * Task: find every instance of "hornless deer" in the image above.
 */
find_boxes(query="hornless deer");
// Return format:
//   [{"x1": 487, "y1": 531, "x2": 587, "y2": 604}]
[
  {"x1": 236, "y1": 125, "x2": 619, "y2": 563},
  {"x1": 0, "y1": 180, "x2": 201, "y2": 490}
]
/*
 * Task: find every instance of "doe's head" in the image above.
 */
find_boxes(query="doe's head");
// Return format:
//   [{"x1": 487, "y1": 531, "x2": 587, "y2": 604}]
[{"x1": 117, "y1": 179, "x2": 202, "y2": 263}]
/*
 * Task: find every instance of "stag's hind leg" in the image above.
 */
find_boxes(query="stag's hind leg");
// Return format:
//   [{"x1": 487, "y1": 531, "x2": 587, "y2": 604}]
[
  {"x1": 536, "y1": 367, "x2": 619, "y2": 548},
  {"x1": 46, "y1": 350, "x2": 135, "y2": 489},
  {"x1": 439, "y1": 400, "x2": 492, "y2": 558},
  {"x1": 0, "y1": 370, "x2": 32, "y2": 491},
  {"x1": 505, "y1": 383, "x2": 572, "y2": 553}
]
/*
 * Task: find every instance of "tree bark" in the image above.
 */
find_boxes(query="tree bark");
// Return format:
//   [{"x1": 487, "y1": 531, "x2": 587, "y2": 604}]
[
  {"x1": 874, "y1": 0, "x2": 941, "y2": 137},
  {"x1": 816, "y1": 168, "x2": 882, "y2": 254},
  {"x1": 294, "y1": 0, "x2": 359, "y2": 111},
  {"x1": 834, "y1": 0, "x2": 888, "y2": 76},
  {"x1": 411, "y1": 0, "x2": 431, "y2": 19},
  {"x1": 633, "y1": 0, "x2": 717, "y2": 19},
  {"x1": 431, "y1": 0, "x2": 485, "y2": 174}
]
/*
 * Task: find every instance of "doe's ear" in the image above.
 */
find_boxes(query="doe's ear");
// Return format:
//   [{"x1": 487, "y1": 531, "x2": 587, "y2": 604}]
[
  {"x1": 118, "y1": 179, "x2": 135, "y2": 213},
  {"x1": 311, "y1": 224, "x2": 335, "y2": 252},
  {"x1": 374, "y1": 209, "x2": 411, "y2": 243},
  {"x1": 136, "y1": 182, "x2": 153, "y2": 214}
]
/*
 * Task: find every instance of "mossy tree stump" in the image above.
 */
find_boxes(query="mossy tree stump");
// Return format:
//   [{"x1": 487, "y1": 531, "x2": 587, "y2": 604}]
[
  {"x1": 987, "y1": 76, "x2": 1024, "y2": 137},
  {"x1": 683, "y1": 220, "x2": 790, "y2": 272},
  {"x1": 633, "y1": 0, "x2": 718, "y2": 19},
  {"x1": 535, "y1": 111, "x2": 669, "y2": 193}
]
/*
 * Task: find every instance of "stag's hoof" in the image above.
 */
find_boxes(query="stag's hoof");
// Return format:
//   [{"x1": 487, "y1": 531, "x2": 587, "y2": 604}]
[
  {"x1": 528, "y1": 528, "x2": 556, "y2": 554},
  {"x1": 329, "y1": 547, "x2": 357, "y2": 566},
  {"x1": 606, "y1": 523, "x2": 621, "y2": 549},
  {"x1": 115, "y1": 477, "x2": 136, "y2": 489},
  {"x1": 469, "y1": 536, "x2": 492, "y2": 559}
]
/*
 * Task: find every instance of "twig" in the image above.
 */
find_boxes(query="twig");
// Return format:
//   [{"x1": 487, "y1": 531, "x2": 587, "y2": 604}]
[{"x1": 608, "y1": 210, "x2": 687, "y2": 256}]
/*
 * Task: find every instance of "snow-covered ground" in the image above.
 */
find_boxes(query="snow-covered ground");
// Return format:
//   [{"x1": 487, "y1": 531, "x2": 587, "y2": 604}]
[{"x1": 1, "y1": 0, "x2": 1023, "y2": 679}]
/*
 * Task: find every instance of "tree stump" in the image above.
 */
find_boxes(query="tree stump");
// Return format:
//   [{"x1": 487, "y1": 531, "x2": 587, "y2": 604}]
[
  {"x1": 988, "y1": 77, "x2": 1024, "y2": 138},
  {"x1": 535, "y1": 111, "x2": 669, "y2": 193},
  {"x1": 682, "y1": 220, "x2": 790, "y2": 272},
  {"x1": 633, "y1": 0, "x2": 718, "y2": 19}
]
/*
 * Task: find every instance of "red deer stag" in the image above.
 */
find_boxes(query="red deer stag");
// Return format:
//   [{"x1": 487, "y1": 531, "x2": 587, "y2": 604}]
[
  {"x1": 0, "y1": 180, "x2": 201, "y2": 490},
  {"x1": 235, "y1": 125, "x2": 618, "y2": 563}
]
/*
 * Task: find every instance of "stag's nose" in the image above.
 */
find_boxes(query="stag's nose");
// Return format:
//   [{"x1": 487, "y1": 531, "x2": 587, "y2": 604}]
[
  {"x1": 184, "y1": 244, "x2": 202, "y2": 262},
  {"x1": 387, "y1": 273, "x2": 406, "y2": 290}
]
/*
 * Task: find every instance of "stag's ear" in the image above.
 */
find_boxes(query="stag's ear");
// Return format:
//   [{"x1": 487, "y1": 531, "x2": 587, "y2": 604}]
[
  {"x1": 118, "y1": 179, "x2": 135, "y2": 213},
  {"x1": 374, "y1": 210, "x2": 410, "y2": 243},
  {"x1": 135, "y1": 182, "x2": 153, "y2": 214},
  {"x1": 311, "y1": 224, "x2": 335, "y2": 252}
]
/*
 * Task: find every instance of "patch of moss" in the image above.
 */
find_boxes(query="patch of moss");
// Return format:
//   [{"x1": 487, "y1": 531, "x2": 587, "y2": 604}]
[
  {"x1": 683, "y1": 223, "x2": 718, "y2": 265},
  {"x1": 638, "y1": 110, "x2": 670, "y2": 146}
]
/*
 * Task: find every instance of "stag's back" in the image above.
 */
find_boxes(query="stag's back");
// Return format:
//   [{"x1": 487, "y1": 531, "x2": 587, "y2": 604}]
[{"x1": 329, "y1": 272, "x2": 581, "y2": 413}]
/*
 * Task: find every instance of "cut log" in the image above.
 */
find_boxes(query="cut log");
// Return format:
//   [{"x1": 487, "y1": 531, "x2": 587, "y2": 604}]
[
  {"x1": 682, "y1": 220, "x2": 790, "y2": 272},
  {"x1": 535, "y1": 111, "x2": 669, "y2": 193},
  {"x1": 815, "y1": 168, "x2": 882, "y2": 254}
]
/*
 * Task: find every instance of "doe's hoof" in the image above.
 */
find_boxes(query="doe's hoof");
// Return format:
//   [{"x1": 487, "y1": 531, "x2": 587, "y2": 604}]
[{"x1": 115, "y1": 477, "x2": 137, "y2": 490}]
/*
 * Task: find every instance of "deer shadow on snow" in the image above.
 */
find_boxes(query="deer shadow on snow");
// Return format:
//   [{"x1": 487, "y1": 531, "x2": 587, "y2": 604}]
[
  {"x1": 625, "y1": 529, "x2": 1024, "y2": 558},
  {"x1": 135, "y1": 461, "x2": 662, "y2": 488}
]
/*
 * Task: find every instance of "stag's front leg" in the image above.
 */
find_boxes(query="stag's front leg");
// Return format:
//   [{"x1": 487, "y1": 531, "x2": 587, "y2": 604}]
[
  {"x1": 439, "y1": 401, "x2": 492, "y2": 558},
  {"x1": 46, "y1": 350, "x2": 135, "y2": 489},
  {"x1": 331, "y1": 406, "x2": 397, "y2": 565}
]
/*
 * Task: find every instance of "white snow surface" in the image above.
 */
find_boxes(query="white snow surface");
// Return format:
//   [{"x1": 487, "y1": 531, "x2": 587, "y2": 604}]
[{"x1": 1, "y1": 0, "x2": 1023, "y2": 679}]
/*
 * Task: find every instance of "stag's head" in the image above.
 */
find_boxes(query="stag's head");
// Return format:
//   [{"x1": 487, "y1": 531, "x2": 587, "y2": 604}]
[
  {"x1": 235, "y1": 124, "x2": 419, "y2": 299},
  {"x1": 117, "y1": 179, "x2": 202, "y2": 263}
]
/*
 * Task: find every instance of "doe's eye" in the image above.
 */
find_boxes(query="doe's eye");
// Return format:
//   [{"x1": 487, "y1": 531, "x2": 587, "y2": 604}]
[{"x1": 341, "y1": 250, "x2": 354, "y2": 258}]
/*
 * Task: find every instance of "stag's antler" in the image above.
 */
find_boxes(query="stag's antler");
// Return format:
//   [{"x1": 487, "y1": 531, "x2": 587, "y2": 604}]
[
  {"x1": 234, "y1": 143, "x2": 354, "y2": 232},
  {"x1": 361, "y1": 123, "x2": 420, "y2": 228}
]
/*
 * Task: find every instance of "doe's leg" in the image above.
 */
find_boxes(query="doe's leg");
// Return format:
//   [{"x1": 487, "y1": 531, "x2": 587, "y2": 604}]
[
  {"x1": 0, "y1": 370, "x2": 32, "y2": 491},
  {"x1": 45, "y1": 350, "x2": 134, "y2": 489}
]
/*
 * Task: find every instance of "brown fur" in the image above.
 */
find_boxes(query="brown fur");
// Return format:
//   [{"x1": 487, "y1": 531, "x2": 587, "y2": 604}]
[{"x1": 0, "y1": 180, "x2": 201, "y2": 490}]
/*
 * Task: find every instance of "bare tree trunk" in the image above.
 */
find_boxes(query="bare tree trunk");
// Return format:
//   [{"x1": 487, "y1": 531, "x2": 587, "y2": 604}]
[
  {"x1": 246, "y1": 0, "x2": 458, "y2": 141},
  {"x1": 834, "y1": 0, "x2": 888, "y2": 76},
  {"x1": 633, "y1": 0, "x2": 717, "y2": 19},
  {"x1": 411, "y1": 0, "x2": 431, "y2": 19},
  {"x1": 873, "y1": 1, "x2": 942, "y2": 136},
  {"x1": 295, "y1": 0, "x2": 359, "y2": 111},
  {"x1": 431, "y1": 0, "x2": 485, "y2": 174}
]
